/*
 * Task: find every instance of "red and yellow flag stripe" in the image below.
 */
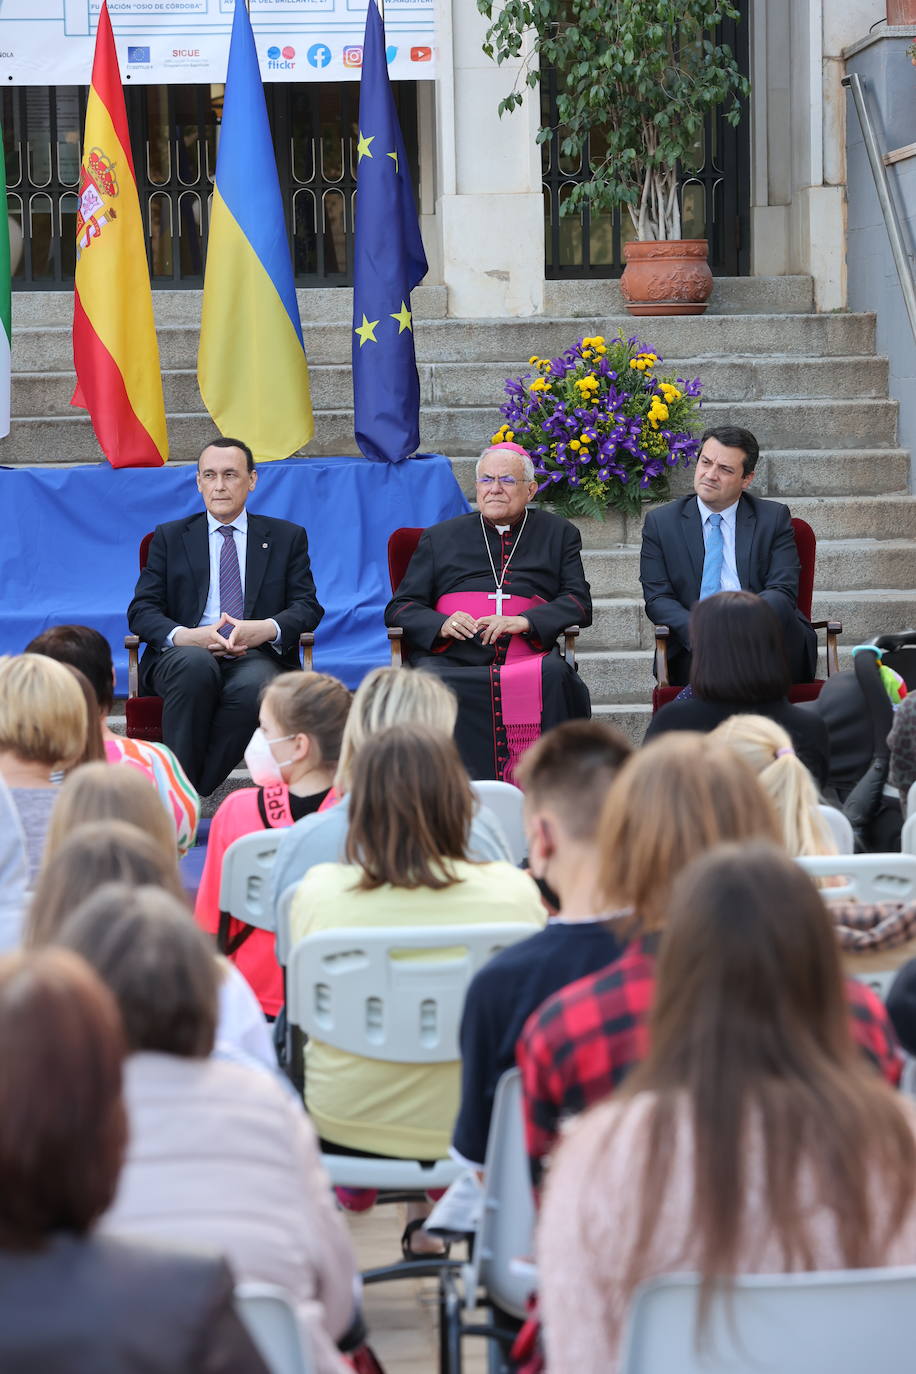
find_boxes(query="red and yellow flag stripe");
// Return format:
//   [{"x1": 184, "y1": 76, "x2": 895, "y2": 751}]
[{"x1": 72, "y1": 1, "x2": 167, "y2": 468}]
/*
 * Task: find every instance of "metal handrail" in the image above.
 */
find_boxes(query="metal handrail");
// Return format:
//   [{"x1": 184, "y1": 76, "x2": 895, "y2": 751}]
[{"x1": 843, "y1": 71, "x2": 916, "y2": 345}]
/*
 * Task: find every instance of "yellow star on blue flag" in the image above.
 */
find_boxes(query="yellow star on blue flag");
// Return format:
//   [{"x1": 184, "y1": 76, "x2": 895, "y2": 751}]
[{"x1": 351, "y1": 0, "x2": 428, "y2": 464}]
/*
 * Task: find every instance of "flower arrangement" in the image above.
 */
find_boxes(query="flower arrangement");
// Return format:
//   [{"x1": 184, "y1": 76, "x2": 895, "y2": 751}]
[{"x1": 491, "y1": 332, "x2": 704, "y2": 519}]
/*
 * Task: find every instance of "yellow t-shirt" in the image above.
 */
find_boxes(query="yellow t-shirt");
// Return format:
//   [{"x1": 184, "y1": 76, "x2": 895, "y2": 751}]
[{"x1": 290, "y1": 859, "x2": 544, "y2": 1159}]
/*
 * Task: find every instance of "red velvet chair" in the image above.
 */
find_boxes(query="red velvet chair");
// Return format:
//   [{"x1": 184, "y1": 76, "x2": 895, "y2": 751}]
[
  {"x1": 386, "y1": 526, "x2": 581, "y2": 667},
  {"x1": 651, "y1": 517, "x2": 841, "y2": 712},
  {"x1": 124, "y1": 532, "x2": 315, "y2": 741}
]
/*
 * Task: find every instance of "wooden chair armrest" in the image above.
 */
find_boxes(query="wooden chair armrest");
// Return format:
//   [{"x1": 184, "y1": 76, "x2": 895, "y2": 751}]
[
  {"x1": 298, "y1": 632, "x2": 315, "y2": 671},
  {"x1": 653, "y1": 626, "x2": 671, "y2": 687},
  {"x1": 810, "y1": 619, "x2": 842, "y2": 677},
  {"x1": 124, "y1": 634, "x2": 141, "y2": 699},
  {"x1": 562, "y1": 626, "x2": 579, "y2": 669},
  {"x1": 387, "y1": 626, "x2": 405, "y2": 667}
]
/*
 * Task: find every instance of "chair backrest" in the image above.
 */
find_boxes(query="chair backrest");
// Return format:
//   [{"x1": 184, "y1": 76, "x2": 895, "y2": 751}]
[
  {"x1": 620, "y1": 1267, "x2": 916, "y2": 1374},
  {"x1": 907, "y1": 779, "x2": 916, "y2": 819},
  {"x1": 275, "y1": 882, "x2": 298, "y2": 967},
  {"x1": 219, "y1": 830, "x2": 283, "y2": 933},
  {"x1": 235, "y1": 1283, "x2": 313, "y2": 1374},
  {"x1": 790, "y1": 517, "x2": 815, "y2": 622},
  {"x1": 796, "y1": 852, "x2": 916, "y2": 903},
  {"x1": 463, "y1": 1068, "x2": 536, "y2": 1322},
  {"x1": 901, "y1": 813, "x2": 916, "y2": 855},
  {"x1": 139, "y1": 531, "x2": 154, "y2": 571},
  {"x1": 817, "y1": 803, "x2": 855, "y2": 854},
  {"x1": 471, "y1": 780, "x2": 527, "y2": 866},
  {"x1": 387, "y1": 526, "x2": 424, "y2": 592},
  {"x1": 287, "y1": 922, "x2": 532, "y2": 1062}
]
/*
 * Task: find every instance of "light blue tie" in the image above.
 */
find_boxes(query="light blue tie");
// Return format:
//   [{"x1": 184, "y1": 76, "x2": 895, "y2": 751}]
[{"x1": 700, "y1": 513, "x2": 723, "y2": 599}]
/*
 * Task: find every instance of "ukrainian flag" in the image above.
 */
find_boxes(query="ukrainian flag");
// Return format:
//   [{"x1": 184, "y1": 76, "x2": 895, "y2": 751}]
[{"x1": 198, "y1": 0, "x2": 313, "y2": 462}]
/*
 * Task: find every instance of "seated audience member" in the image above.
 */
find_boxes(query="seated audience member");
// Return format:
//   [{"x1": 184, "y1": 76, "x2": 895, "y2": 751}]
[
  {"x1": 27, "y1": 625, "x2": 200, "y2": 856},
  {"x1": 709, "y1": 714, "x2": 837, "y2": 862},
  {"x1": 517, "y1": 734, "x2": 900, "y2": 1188},
  {"x1": 127, "y1": 437, "x2": 324, "y2": 797},
  {"x1": 384, "y1": 444, "x2": 592, "y2": 782},
  {"x1": 28, "y1": 818, "x2": 276, "y2": 1073},
  {"x1": 42, "y1": 762, "x2": 179, "y2": 868},
  {"x1": 451, "y1": 720, "x2": 632, "y2": 1170},
  {"x1": 271, "y1": 666, "x2": 512, "y2": 907},
  {"x1": 639, "y1": 424, "x2": 816, "y2": 685},
  {"x1": 0, "y1": 946, "x2": 267, "y2": 1374},
  {"x1": 538, "y1": 844, "x2": 916, "y2": 1374},
  {"x1": 290, "y1": 725, "x2": 543, "y2": 1252},
  {"x1": 60, "y1": 666, "x2": 106, "y2": 763},
  {"x1": 889, "y1": 692, "x2": 916, "y2": 809},
  {"x1": 195, "y1": 670, "x2": 351, "y2": 1017},
  {"x1": 0, "y1": 655, "x2": 87, "y2": 883},
  {"x1": 0, "y1": 775, "x2": 28, "y2": 952},
  {"x1": 58, "y1": 885, "x2": 358, "y2": 1374},
  {"x1": 643, "y1": 590, "x2": 830, "y2": 787}
]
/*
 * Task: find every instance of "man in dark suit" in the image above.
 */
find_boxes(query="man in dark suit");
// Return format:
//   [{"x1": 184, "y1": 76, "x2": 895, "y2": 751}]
[
  {"x1": 639, "y1": 425, "x2": 816, "y2": 686},
  {"x1": 128, "y1": 437, "x2": 323, "y2": 795}
]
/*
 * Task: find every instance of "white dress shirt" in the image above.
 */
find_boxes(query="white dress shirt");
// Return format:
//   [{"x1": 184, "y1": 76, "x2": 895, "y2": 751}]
[
  {"x1": 167, "y1": 510, "x2": 279, "y2": 647},
  {"x1": 696, "y1": 495, "x2": 741, "y2": 593}
]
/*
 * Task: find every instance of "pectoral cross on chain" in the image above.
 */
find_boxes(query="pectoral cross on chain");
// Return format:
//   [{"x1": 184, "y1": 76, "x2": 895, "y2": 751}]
[{"x1": 488, "y1": 588, "x2": 508, "y2": 614}]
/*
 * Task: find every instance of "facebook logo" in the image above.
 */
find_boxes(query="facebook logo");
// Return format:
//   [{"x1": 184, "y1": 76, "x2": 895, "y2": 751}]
[
  {"x1": 307, "y1": 43, "x2": 332, "y2": 68},
  {"x1": 127, "y1": 46, "x2": 150, "y2": 64}
]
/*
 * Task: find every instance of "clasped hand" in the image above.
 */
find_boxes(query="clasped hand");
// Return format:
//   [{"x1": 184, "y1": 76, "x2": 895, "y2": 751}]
[
  {"x1": 441, "y1": 613, "x2": 530, "y2": 646},
  {"x1": 173, "y1": 615, "x2": 276, "y2": 656}
]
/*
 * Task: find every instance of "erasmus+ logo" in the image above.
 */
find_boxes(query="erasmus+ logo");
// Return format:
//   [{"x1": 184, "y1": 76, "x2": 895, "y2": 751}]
[{"x1": 266, "y1": 44, "x2": 296, "y2": 70}]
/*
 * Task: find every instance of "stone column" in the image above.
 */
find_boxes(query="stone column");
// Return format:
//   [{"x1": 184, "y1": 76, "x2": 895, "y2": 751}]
[{"x1": 433, "y1": 0, "x2": 544, "y2": 318}]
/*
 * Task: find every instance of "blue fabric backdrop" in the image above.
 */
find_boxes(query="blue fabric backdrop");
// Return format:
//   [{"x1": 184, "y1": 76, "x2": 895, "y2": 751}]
[{"x1": 0, "y1": 454, "x2": 469, "y2": 692}]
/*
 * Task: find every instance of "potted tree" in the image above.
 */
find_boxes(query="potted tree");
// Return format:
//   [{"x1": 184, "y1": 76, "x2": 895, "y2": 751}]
[{"x1": 477, "y1": 0, "x2": 750, "y2": 315}]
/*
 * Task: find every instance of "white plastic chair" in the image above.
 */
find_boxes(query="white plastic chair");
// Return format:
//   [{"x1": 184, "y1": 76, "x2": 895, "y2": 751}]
[
  {"x1": 900, "y1": 813, "x2": 916, "y2": 855},
  {"x1": 817, "y1": 803, "x2": 854, "y2": 854},
  {"x1": 235, "y1": 1283, "x2": 313, "y2": 1374},
  {"x1": 620, "y1": 1267, "x2": 916, "y2": 1374},
  {"x1": 907, "y1": 778, "x2": 916, "y2": 818},
  {"x1": 275, "y1": 882, "x2": 298, "y2": 968},
  {"x1": 219, "y1": 830, "x2": 283, "y2": 933},
  {"x1": 796, "y1": 853, "x2": 916, "y2": 903},
  {"x1": 439, "y1": 1069, "x2": 537, "y2": 1374},
  {"x1": 471, "y1": 780, "x2": 527, "y2": 866},
  {"x1": 286, "y1": 922, "x2": 532, "y2": 1194}
]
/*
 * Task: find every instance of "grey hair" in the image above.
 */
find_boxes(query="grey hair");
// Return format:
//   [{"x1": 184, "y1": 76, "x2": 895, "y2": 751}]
[{"x1": 476, "y1": 447, "x2": 535, "y2": 483}]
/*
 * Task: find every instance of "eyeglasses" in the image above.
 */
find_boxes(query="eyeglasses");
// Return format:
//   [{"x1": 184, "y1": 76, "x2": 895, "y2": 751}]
[{"x1": 476, "y1": 475, "x2": 519, "y2": 487}]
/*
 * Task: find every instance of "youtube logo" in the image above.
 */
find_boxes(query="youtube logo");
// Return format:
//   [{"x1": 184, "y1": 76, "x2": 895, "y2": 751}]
[{"x1": 410, "y1": 46, "x2": 432, "y2": 62}]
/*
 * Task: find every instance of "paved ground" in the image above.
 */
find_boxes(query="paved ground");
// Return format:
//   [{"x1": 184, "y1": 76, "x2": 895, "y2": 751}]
[{"x1": 347, "y1": 1208, "x2": 489, "y2": 1374}]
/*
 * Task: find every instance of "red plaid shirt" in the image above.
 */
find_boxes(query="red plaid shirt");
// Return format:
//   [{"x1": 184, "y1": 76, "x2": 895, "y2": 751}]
[{"x1": 517, "y1": 934, "x2": 902, "y2": 1187}]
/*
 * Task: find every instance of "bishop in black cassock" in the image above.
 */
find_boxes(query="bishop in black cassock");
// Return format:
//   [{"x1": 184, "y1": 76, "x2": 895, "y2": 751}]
[{"x1": 384, "y1": 446, "x2": 592, "y2": 781}]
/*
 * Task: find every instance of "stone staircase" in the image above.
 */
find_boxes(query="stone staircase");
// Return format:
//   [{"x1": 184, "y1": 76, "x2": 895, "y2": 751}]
[{"x1": 11, "y1": 275, "x2": 916, "y2": 746}]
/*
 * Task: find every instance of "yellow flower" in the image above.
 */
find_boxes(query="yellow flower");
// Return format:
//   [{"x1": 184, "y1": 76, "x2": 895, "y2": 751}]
[
  {"x1": 491, "y1": 432, "x2": 503, "y2": 444},
  {"x1": 579, "y1": 434, "x2": 590, "y2": 445},
  {"x1": 569, "y1": 440, "x2": 582, "y2": 451},
  {"x1": 529, "y1": 356, "x2": 540, "y2": 366},
  {"x1": 655, "y1": 404, "x2": 669, "y2": 420},
  {"x1": 505, "y1": 430, "x2": 514, "y2": 440},
  {"x1": 595, "y1": 345, "x2": 607, "y2": 355},
  {"x1": 592, "y1": 335, "x2": 605, "y2": 346},
  {"x1": 529, "y1": 378, "x2": 551, "y2": 393},
  {"x1": 629, "y1": 359, "x2": 638, "y2": 369}
]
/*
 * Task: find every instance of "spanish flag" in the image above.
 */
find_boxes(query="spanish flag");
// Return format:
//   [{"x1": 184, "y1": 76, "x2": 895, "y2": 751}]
[
  {"x1": 198, "y1": 0, "x2": 313, "y2": 462},
  {"x1": 71, "y1": 1, "x2": 167, "y2": 468}
]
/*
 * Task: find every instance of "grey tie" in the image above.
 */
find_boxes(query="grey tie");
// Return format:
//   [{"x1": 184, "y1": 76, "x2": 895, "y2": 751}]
[{"x1": 217, "y1": 525, "x2": 244, "y2": 637}]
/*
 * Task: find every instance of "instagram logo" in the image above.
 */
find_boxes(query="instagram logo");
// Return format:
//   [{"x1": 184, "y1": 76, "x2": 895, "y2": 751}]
[{"x1": 342, "y1": 45, "x2": 363, "y2": 67}]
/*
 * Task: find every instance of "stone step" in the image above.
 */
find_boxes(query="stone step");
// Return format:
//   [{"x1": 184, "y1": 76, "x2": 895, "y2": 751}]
[
  {"x1": 10, "y1": 284, "x2": 449, "y2": 329},
  {"x1": 582, "y1": 541, "x2": 916, "y2": 596},
  {"x1": 10, "y1": 396, "x2": 899, "y2": 464},
  {"x1": 544, "y1": 275, "x2": 815, "y2": 318},
  {"x1": 587, "y1": 590, "x2": 916, "y2": 653},
  {"x1": 579, "y1": 644, "x2": 858, "y2": 705},
  {"x1": 11, "y1": 312, "x2": 878, "y2": 373},
  {"x1": 621, "y1": 495, "x2": 916, "y2": 545},
  {"x1": 12, "y1": 353, "x2": 893, "y2": 420},
  {"x1": 591, "y1": 702, "x2": 653, "y2": 748}
]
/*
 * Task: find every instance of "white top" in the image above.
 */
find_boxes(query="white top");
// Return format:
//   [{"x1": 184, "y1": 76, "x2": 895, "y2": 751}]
[{"x1": 696, "y1": 494, "x2": 741, "y2": 592}]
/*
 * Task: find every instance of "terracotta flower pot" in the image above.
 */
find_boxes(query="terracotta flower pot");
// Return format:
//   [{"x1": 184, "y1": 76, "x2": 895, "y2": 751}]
[{"x1": 620, "y1": 239, "x2": 713, "y2": 316}]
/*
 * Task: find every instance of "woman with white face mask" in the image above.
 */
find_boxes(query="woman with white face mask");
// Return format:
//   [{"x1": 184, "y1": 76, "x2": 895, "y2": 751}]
[{"x1": 194, "y1": 671, "x2": 351, "y2": 1017}]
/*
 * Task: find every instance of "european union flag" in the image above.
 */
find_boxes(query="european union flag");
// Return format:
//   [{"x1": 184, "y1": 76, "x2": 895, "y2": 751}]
[{"x1": 352, "y1": 0, "x2": 428, "y2": 464}]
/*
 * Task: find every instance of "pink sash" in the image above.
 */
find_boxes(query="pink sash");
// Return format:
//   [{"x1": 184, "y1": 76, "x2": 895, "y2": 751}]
[{"x1": 436, "y1": 592, "x2": 544, "y2": 782}]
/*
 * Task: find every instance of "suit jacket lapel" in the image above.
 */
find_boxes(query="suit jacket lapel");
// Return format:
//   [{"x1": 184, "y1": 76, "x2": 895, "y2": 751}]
[
  {"x1": 735, "y1": 496, "x2": 755, "y2": 588},
  {"x1": 681, "y1": 497, "x2": 705, "y2": 588},
  {"x1": 245, "y1": 514, "x2": 270, "y2": 616},
  {"x1": 182, "y1": 515, "x2": 210, "y2": 626}
]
